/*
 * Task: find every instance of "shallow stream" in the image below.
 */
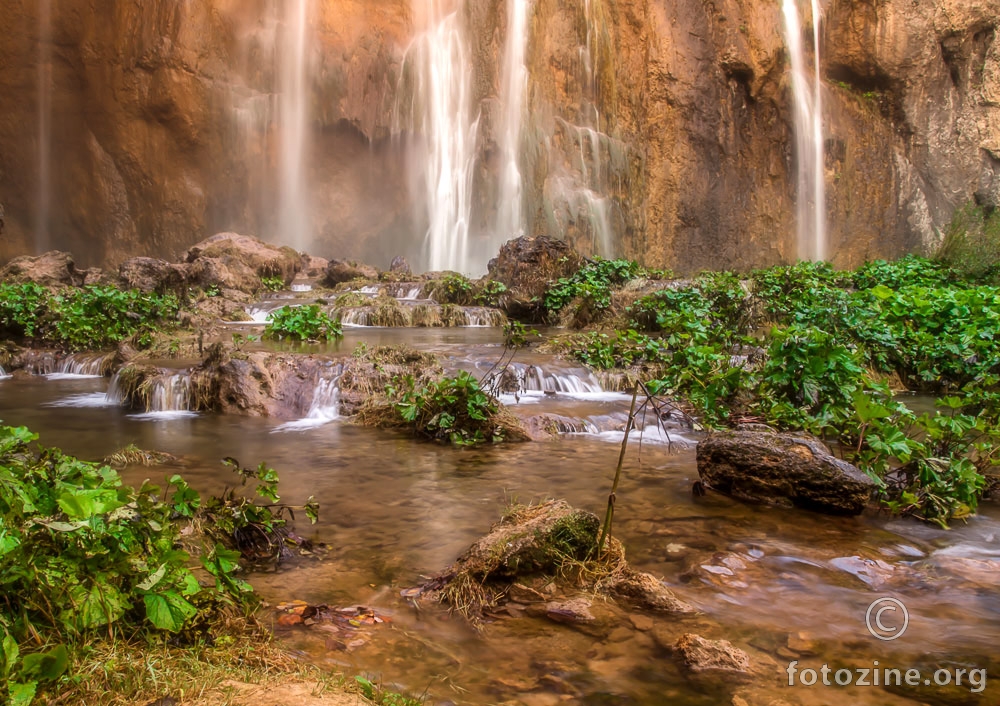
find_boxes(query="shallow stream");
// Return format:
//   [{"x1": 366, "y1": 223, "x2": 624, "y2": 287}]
[{"x1": 1, "y1": 327, "x2": 997, "y2": 705}]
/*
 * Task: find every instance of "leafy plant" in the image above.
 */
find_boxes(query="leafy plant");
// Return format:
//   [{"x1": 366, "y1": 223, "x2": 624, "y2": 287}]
[
  {"x1": 0, "y1": 425, "x2": 254, "y2": 704},
  {"x1": 385, "y1": 372, "x2": 518, "y2": 446},
  {"x1": 502, "y1": 320, "x2": 538, "y2": 349},
  {"x1": 474, "y1": 280, "x2": 508, "y2": 308},
  {"x1": 0, "y1": 284, "x2": 179, "y2": 350},
  {"x1": 259, "y1": 276, "x2": 285, "y2": 292},
  {"x1": 544, "y1": 258, "x2": 642, "y2": 314},
  {"x1": 263, "y1": 305, "x2": 342, "y2": 342}
]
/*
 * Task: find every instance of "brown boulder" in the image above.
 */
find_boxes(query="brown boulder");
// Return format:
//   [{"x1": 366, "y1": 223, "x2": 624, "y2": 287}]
[
  {"x1": 119, "y1": 257, "x2": 188, "y2": 293},
  {"x1": 607, "y1": 570, "x2": 696, "y2": 614},
  {"x1": 486, "y1": 236, "x2": 584, "y2": 303},
  {"x1": 300, "y1": 255, "x2": 329, "y2": 279},
  {"x1": 185, "y1": 233, "x2": 301, "y2": 286},
  {"x1": 696, "y1": 431, "x2": 876, "y2": 516},
  {"x1": 323, "y1": 259, "x2": 379, "y2": 285},
  {"x1": 673, "y1": 633, "x2": 752, "y2": 682},
  {"x1": 0, "y1": 251, "x2": 84, "y2": 286}
]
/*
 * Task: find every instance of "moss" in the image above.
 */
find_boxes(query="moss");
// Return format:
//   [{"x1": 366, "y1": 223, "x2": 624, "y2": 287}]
[
  {"x1": 411, "y1": 305, "x2": 443, "y2": 327},
  {"x1": 938, "y1": 203, "x2": 1000, "y2": 283},
  {"x1": 333, "y1": 291, "x2": 372, "y2": 309}
]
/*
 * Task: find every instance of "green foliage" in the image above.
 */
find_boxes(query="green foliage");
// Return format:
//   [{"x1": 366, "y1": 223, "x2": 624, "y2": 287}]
[
  {"x1": 433, "y1": 274, "x2": 474, "y2": 305},
  {"x1": 0, "y1": 284, "x2": 179, "y2": 350},
  {"x1": 553, "y1": 256, "x2": 1000, "y2": 526},
  {"x1": 474, "y1": 280, "x2": 508, "y2": 307},
  {"x1": 354, "y1": 676, "x2": 423, "y2": 706},
  {"x1": 387, "y1": 372, "x2": 513, "y2": 446},
  {"x1": 0, "y1": 425, "x2": 254, "y2": 703},
  {"x1": 544, "y1": 258, "x2": 642, "y2": 314},
  {"x1": 259, "y1": 276, "x2": 285, "y2": 292},
  {"x1": 263, "y1": 304, "x2": 342, "y2": 342},
  {"x1": 502, "y1": 320, "x2": 538, "y2": 349}
]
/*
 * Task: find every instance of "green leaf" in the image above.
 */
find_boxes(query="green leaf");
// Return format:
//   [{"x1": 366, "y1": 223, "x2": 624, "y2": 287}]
[
  {"x1": 20, "y1": 644, "x2": 68, "y2": 681},
  {"x1": 144, "y1": 591, "x2": 197, "y2": 632},
  {"x1": 9, "y1": 681, "x2": 38, "y2": 706}
]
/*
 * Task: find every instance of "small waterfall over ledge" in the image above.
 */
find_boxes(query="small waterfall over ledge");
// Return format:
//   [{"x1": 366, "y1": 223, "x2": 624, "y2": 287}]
[
  {"x1": 274, "y1": 365, "x2": 343, "y2": 431},
  {"x1": 782, "y1": 0, "x2": 827, "y2": 262}
]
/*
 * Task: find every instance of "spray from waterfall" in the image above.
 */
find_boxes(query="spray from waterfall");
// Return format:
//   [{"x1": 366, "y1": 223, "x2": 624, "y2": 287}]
[
  {"x1": 494, "y1": 0, "x2": 530, "y2": 252},
  {"x1": 396, "y1": 0, "x2": 479, "y2": 274},
  {"x1": 36, "y1": 0, "x2": 53, "y2": 253},
  {"x1": 277, "y1": 0, "x2": 311, "y2": 252},
  {"x1": 782, "y1": 0, "x2": 827, "y2": 262}
]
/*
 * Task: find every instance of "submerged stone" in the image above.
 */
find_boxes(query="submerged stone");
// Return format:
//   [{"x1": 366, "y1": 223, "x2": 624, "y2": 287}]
[{"x1": 696, "y1": 430, "x2": 876, "y2": 516}]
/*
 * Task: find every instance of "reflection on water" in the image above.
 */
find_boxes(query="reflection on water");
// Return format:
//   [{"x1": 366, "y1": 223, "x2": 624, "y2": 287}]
[{"x1": 1, "y1": 373, "x2": 997, "y2": 704}]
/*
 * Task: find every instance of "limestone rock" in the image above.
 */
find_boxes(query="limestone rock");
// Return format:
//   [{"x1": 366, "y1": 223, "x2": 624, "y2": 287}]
[
  {"x1": 186, "y1": 233, "x2": 301, "y2": 285},
  {"x1": 119, "y1": 257, "x2": 188, "y2": 293},
  {"x1": 299, "y1": 255, "x2": 330, "y2": 279},
  {"x1": 389, "y1": 256, "x2": 411, "y2": 274},
  {"x1": 323, "y1": 259, "x2": 380, "y2": 286},
  {"x1": 0, "y1": 251, "x2": 84, "y2": 287},
  {"x1": 696, "y1": 431, "x2": 876, "y2": 515},
  {"x1": 607, "y1": 570, "x2": 696, "y2": 614},
  {"x1": 486, "y1": 236, "x2": 583, "y2": 303},
  {"x1": 674, "y1": 633, "x2": 752, "y2": 682}
]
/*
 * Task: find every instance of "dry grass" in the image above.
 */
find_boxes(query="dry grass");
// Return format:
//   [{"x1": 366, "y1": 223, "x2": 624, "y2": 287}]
[
  {"x1": 50, "y1": 616, "x2": 359, "y2": 706},
  {"x1": 103, "y1": 444, "x2": 175, "y2": 468}
]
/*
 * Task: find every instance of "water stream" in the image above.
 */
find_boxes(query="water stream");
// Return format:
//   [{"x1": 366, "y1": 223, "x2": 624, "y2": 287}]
[
  {"x1": 2, "y1": 325, "x2": 997, "y2": 704},
  {"x1": 782, "y1": 0, "x2": 827, "y2": 262}
]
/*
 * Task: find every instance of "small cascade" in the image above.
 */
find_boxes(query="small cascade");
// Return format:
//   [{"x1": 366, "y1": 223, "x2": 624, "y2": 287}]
[
  {"x1": 26, "y1": 352, "x2": 111, "y2": 379},
  {"x1": 384, "y1": 283, "x2": 425, "y2": 300},
  {"x1": 274, "y1": 366, "x2": 343, "y2": 431},
  {"x1": 496, "y1": 363, "x2": 604, "y2": 398},
  {"x1": 291, "y1": 283, "x2": 313, "y2": 293},
  {"x1": 395, "y1": 0, "x2": 479, "y2": 274},
  {"x1": 0, "y1": 364, "x2": 9, "y2": 379},
  {"x1": 277, "y1": 0, "x2": 312, "y2": 252},
  {"x1": 36, "y1": 0, "x2": 53, "y2": 253},
  {"x1": 782, "y1": 0, "x2": 827, "y2": 261},
  {"x1": 457, "y1": 307, "x2": 508, "y2": 328},
  {"x1": 493, "y1": 0, "x2": 531, "y2": 250},
  {"x1": 141, "y1": 374, "x2": 196, "y2": 418}
]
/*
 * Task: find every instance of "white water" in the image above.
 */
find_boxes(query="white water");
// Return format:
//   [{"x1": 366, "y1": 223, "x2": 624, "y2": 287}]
[
  {"x1": 273, "y1": 369, "x2": 342, "y2": 432},
  {"x1": 493, "y1": 0, "x2": 531, "y2": 251},
  {"x1": 277, "y1": 0, "x2": 312, "y2": 251},
  {"x1": 396, "y1": 1, "x2": 479, "y2": 274},
  {"x1": 26, "y1": 353, "x2": 110, "y2": 379},
  {"x1": 36, "y1": 0, "x2": 53, "y2": 253},
  {"x1": 782, "y1": 0, "x2": 827, "y2": 262},
  {"x1": 46, "y1": 393, "x2": 117, "y2": 408},
  {"x1": 0, "y1": 364, "x2": 9, "y2": 379}
]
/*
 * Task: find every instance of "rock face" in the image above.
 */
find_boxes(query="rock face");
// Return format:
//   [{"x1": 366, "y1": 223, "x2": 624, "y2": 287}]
[
  {"x1": 0, "y1": 0, "x2": 997, "y2": 271},
  {"x1": 696, "y1": 431, "x2": 876, "y2": 516}
]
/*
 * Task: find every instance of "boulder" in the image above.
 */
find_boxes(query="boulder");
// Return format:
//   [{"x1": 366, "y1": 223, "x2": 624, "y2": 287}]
[
  {"x1": 673, "y1": 634, "x2": 752, "y2": 682},
  {"x1": 0, "y1": 251, "x2": 84, "y2": 286},
  {"x1": 323, "y1": 259, "x2": 379, "y2": 285},
  {"x1": 486, "y1": 236, "x2": 584, "y2": 302},
  {"x1": 607, "y1": 570, "x2": 696, "y2": 614},
  {"x1": 696, "y1": 431, "x2": 876, "y2": 516},
  {"x1": 389, "y1": 256, "x2": 411, "y2": 274},
  {"x1": 300, "y1": 254, "x2": 329, "y2": 279},
  {"x1": 185, "y1": 233, "x2": 301, "y2": 288},
  {"x1": 119, "y1": 257, "x2": 188, "y2": 293}
]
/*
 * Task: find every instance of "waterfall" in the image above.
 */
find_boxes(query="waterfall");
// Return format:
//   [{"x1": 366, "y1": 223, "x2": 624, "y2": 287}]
[
  {"x1": 0, "y1": 364, "x2": 9, "y2": 379},
  {"x1": 493, "y1": 0, "x2": 530, "y2": 251},
  {"x1": 396, "y1": 1, "x2": 479, "y2": 274},
  {"x1": 277, "y1": 0, "x2": 311, "y2": 252},
  {"x1": 274, "y1": 368, "x2": 342, "y2": 431},
  {"x1": 782, "y1": 0, "x2": 827, "y2": 262},
  {"x1": 147, "y1": 374, "x2": 193, "y2": 413},
  {"x1": 36, "y1": 0, "x2": 53, "y2": 253}
]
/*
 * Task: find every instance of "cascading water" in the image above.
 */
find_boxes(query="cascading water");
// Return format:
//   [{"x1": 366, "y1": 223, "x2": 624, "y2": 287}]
[
  {"x1": 493, "y1": 0, "x2": 531, "y2": 250},
  {"x1": 277, "y1": 0, "x2": 311, "y2": 252},
  {"x1": 36, "y1": 0, "x2": 53, "y2": 253},
  {"x1": 274, "y1": 367, "x2": 343, "y2": 431},
  {"x1": 395, "y1": 0, "x2": 479, "y2": 274},
  {"x1": 782, "y1": 0, "x2": 827, "y2": 262}
]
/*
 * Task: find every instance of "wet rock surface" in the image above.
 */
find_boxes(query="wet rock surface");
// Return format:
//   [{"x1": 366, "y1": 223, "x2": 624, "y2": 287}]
[
  {"x1": 323, "y1": 259, "x2": 380, "y2": 286},
  {"x1": 673, "y1": 633, "x2": 753, "y2": 682},
  {"x1": 487, "y1": 236, "x2": 583, "y2": 313},
  {"x1": 0, "y1": 250, "x2": 86, "y2": 287},
  {"x1": 696, "y1": 430, "x2": 876, "y2": 516}
]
